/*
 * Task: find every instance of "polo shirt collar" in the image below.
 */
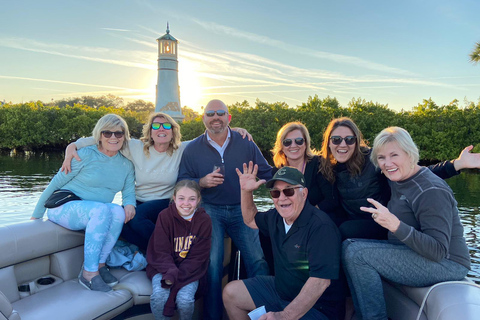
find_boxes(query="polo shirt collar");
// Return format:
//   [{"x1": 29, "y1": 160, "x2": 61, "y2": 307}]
[{"x1": 276, "y1": 201, "x2": 312, "y2": 236}]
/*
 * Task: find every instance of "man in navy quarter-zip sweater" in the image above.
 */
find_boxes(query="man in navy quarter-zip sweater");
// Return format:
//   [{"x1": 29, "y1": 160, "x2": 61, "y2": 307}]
[{"x1": 178, "y1": 99, "x2": 272, "y2": 319}]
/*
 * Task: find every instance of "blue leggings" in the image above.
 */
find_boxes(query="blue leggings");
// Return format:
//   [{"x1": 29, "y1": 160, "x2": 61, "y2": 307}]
[
  {"x1": 342, "y1": 239, "x2": 469, "y2": 320},
  {"x1": 47, "y1": 200, "x2": 125, "y2": 272},
  {"x1": 150, "y1": 273, "x2": 198, "y2": 320}
]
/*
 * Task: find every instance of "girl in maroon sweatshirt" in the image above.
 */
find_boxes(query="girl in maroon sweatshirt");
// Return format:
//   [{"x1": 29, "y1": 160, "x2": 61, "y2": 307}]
[{"x1": 146, "y1": 180, "x2": 212, "y2": 319}]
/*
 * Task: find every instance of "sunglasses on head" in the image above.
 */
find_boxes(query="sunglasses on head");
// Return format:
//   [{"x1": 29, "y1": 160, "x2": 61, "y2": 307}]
[
  {"x1": 151, "y1": 122, "x2": 172, "y2": 130},
  {"x1": 330, "y1": 136, "x2": 356, "y2": 145},
  {"x1": 205, "y1": 110, "x2": 227, "y2": 117},
  {"x1": 282, "y1": 137, "x2": 305, "y2": 147},
  {"x1": 101, "y1": 131, "x2": 125, "y2": 138},
  {"x1": 269, "y1": 186, "x2": 303, "y2": 198}
]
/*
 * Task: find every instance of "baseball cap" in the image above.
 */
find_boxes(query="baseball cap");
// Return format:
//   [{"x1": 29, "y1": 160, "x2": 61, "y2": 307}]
[{"x1": 266, "y1": 166, "x2": 306, "y2": 189}]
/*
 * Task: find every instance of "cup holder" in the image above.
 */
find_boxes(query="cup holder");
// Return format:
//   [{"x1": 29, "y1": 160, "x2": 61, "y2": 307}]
[
  {"x1": 37, "y1": 277, "x2": 55, "y2": 286},
  {"x1": 18, "y1": 284, "x2": 30, "y2": 292}
]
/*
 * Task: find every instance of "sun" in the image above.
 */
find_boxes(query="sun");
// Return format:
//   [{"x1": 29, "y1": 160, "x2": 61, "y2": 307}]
[
  {"x1": 146, "y1": 58, "x2": 203, "y2": 112},
  {"x1": 178, "y1": 59, "x2": 203, "y2": 111}
]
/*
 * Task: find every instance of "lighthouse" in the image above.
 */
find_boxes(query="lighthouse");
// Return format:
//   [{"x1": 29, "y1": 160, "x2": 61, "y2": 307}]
[{"x1": 155, "y1": 23, "x2": 184, "y2": 122}]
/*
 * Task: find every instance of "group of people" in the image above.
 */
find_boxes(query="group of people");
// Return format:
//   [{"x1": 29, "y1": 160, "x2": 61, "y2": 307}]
[{"x1": 32, "y1": 99, "x2": 475, "y2": 320}]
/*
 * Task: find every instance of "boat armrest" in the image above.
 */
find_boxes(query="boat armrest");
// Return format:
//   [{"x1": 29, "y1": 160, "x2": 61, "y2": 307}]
[{"x1": 0, "y1": 290, "x2": 13, "y2": 320}]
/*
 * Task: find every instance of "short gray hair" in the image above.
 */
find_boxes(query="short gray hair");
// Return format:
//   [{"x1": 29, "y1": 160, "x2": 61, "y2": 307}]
[
  {"x1": 92, "y1": 114, "x2": 130, "y2": 150},
  {"x1": 371, "y1": 127, "x2": 419, "y2": 168}
]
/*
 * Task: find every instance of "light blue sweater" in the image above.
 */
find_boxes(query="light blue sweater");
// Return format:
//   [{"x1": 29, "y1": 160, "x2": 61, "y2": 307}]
[{"x1": 32, "y1": 145, "x2": 136, "y2": 219}]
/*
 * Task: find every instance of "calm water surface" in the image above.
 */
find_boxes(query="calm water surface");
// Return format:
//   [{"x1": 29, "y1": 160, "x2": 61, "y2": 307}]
[{"x1": 0, "y1": 151, "x2": 479, "y2": 283}]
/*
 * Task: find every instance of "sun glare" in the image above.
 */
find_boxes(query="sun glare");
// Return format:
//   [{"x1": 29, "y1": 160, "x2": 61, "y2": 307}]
[
  {"x1": 179, "y1": 59, "x2": 203, "y2": 111},
  {"x1": 146, "y1": 59, "x2": 204, "y2": 112}
]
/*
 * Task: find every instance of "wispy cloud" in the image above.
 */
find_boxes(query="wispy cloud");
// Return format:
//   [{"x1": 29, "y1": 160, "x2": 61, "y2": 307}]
[
  {"x1": 101, "y1": 28, "x2": 132, "y2": 32},
  {"x1": 0, "y1": 75, "x2": 142, "y2": 91},
  {"x1": 190, "y1": 18, "x2": 415, "y2": 76},
  {"x1": 0, "y1": 28, "x2": 467, "y2": 107},
  {"x1": 178, "y1": 42, "x2": 456, "y2": 94},
  {"x1": 0, "y1": 37, "x2": 154, "y2": 70}
]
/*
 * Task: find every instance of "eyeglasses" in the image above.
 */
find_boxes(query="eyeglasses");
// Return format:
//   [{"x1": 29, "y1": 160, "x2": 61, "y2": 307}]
[
  {"x1": 101, "y1": 131, "x2": 125, "y2": 138},
  {"x1": 152, "y1": 122, "x2": 172, "y2": 130},
  {"x1": 330, "y1": 136, "x2": 356, "y2": 145},
  {"x1": 269, "y1": 186, "x2": 303, "y2": 198},
  {"x1": 282, "y1": 138, "x2": 304, "y2": 147},
  {"x1": 205, "y1": 110, "x2": 227, "y2": 117}
]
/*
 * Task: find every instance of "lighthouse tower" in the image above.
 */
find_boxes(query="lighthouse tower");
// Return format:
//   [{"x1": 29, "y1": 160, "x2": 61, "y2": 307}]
[{"x1": 155, "y1": 23, "x2": 184, "y2": 122}]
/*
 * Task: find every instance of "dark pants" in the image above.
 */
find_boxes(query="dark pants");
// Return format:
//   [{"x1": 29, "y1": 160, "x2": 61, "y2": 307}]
[
  {"x1": 338, "y1": 219, "x2": 388, "y2": 241},
  {"x1": 120, "y1": 199, "x2": 170, "y2": 252}
]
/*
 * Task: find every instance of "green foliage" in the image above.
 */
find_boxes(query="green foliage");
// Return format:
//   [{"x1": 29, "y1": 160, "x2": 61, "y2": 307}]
[
  {"x1": 46, "y1": 94, "x2": 125, "y2": 109},
  {"x1": 124, "y1": 99, "x2": 154, "y2": 112},
  {"x1": 470, "y1": 41, "x2": 480, "y2": 64},
  {"x1": 181, "y1": 106, "x2": 200, "y2": 122},
  {"x1": 0, "y1": 103, "x2": 144, "y2": 150},
  {"x1": 179, "y1": 118, "x2": 205, "y2": 141},
  {"x1": 3, "y1": 95, "x2": 480, "y2": 163}
]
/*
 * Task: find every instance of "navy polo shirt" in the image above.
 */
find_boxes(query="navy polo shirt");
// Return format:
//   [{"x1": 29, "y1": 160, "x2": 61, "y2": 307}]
[{"x1": 255, "y1": 202, "x2": 342, "y2": 312}]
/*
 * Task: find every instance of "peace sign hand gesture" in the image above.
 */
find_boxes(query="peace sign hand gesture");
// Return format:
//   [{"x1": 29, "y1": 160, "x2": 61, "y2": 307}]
[{"x1": 360, "y1": 198, "x2": 401, "y2": 232}]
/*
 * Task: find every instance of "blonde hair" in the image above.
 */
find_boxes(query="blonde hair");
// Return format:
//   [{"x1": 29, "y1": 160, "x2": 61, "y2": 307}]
[
  {"x1": 92, "y1": 114, "x2": 130, "y2": 150},
  {"x1": 371, "y1": 127, "x2": 419, "y2": 168},
  {"x1": 319, "y1": 117, "x2": 368, "y2": 183},
  {"x1": 271, "y1": 122, "x2": 316, "y2": 168},
  {"x1": 140, "y1": 112, "x2": 181, "y2": 156}
]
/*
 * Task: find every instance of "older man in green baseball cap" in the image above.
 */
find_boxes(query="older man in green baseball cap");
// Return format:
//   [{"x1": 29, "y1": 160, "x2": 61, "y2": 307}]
[{"x1": 223, "y1": 162, "x2": 344, "y2": 320}]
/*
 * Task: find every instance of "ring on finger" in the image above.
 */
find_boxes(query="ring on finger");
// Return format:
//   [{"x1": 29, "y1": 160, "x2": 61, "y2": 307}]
[{"x1": 372, "y1": 213, "x2": 378, "y2": 219}]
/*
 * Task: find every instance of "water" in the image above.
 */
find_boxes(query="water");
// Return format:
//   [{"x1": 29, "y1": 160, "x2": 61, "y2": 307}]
[{"x1": 0, "y1": 151, "x2": 479, "y2": 283}]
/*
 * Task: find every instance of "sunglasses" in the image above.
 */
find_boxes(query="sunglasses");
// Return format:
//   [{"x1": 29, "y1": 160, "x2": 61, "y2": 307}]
[
  {"x1": 282, "y1": 138, "x2": 304, "y2": 147},
  {"x1": 205, "y1": 110, "x2": 227, "y2": 117},
  {"x1": 151, "y1": 122, "x2": 172, "y2": 130},
  {"x1": 330, "y1": 136, "x2": 356, "y2": 145},
  {"x1": 101, "y1": 131, "x2": 125, "y2": 138},
  {"x1": 269, "y1": 186, "x2": 303, "y2": 199}
]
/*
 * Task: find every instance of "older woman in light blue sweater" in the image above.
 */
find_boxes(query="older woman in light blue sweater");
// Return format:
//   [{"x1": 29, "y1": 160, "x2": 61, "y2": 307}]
[{"x1": 32, "y1": 114, "x2": 136, "y2": 292}]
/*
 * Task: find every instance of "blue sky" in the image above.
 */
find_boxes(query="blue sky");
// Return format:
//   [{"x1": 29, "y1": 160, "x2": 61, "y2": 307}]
[{"x1": 1, "y1": 0, "x2": 479, "y2": 112}]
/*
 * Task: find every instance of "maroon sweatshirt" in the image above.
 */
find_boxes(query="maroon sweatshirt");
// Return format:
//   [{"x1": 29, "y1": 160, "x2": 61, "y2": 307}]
[{"x1": 146, "y1": 202, "x2": 212, "y2": 317}]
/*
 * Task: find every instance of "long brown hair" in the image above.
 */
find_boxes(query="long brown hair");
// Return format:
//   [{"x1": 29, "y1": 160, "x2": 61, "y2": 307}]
[
  {"x1": 319, "y1": 117, "x2": 368, "y2": 183},
  {"x1": 140, "y1": 112, "x2": 181, "y2": 156},
  {"x1": 271, "y1": 122, "x2": 316, "y2": 168}
]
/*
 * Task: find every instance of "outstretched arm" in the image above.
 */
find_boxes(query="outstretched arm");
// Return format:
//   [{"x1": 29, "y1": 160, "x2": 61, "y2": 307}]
[
  {"x1": 236, "y1": 161, "x2": 266, "y2": 229},
  {"x1": 453, "y1": 145, "x2": 480, "y2": 171}
]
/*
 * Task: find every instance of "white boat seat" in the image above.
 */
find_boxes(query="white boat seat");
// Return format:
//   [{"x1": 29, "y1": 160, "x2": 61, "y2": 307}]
[{"x1": 383, "y1": 278, "x2": 480, "y2": 320}]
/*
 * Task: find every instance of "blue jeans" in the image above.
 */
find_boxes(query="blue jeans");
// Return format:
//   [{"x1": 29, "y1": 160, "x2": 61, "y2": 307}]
[
  {"x1": 150, "y1": 273, "x2": 198, "y2": 320},
  {"x1": 121, "y1": 199, "x2": 170, "y2": 252},
  {"x1": 342, "y1": 239, "x2": 469, "y2": 320},
  {"x1": 202, "y1": 203, "x2": 269, "y2": 320}
]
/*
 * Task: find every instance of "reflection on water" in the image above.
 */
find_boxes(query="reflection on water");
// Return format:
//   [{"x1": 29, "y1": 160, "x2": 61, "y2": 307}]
[{"x1": 0, "y1": 151, "x2": 479, "y2": 283}]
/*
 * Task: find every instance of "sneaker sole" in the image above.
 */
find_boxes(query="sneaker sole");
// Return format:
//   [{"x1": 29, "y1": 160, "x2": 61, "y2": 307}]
[
  {"x1": 107, "y1": 280, "x2": 119, "y2": 287},
  {"x1": 78, "y1": 276, "x2": 112, "y2": 292},
  {"x1": 78, "y1": 278, "x2": 92, "y2": 291}
]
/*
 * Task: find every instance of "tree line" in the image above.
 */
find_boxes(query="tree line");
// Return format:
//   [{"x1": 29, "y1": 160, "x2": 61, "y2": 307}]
[{"x1": 1, "y1": 95, "x2": 480, "y2": 162}]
